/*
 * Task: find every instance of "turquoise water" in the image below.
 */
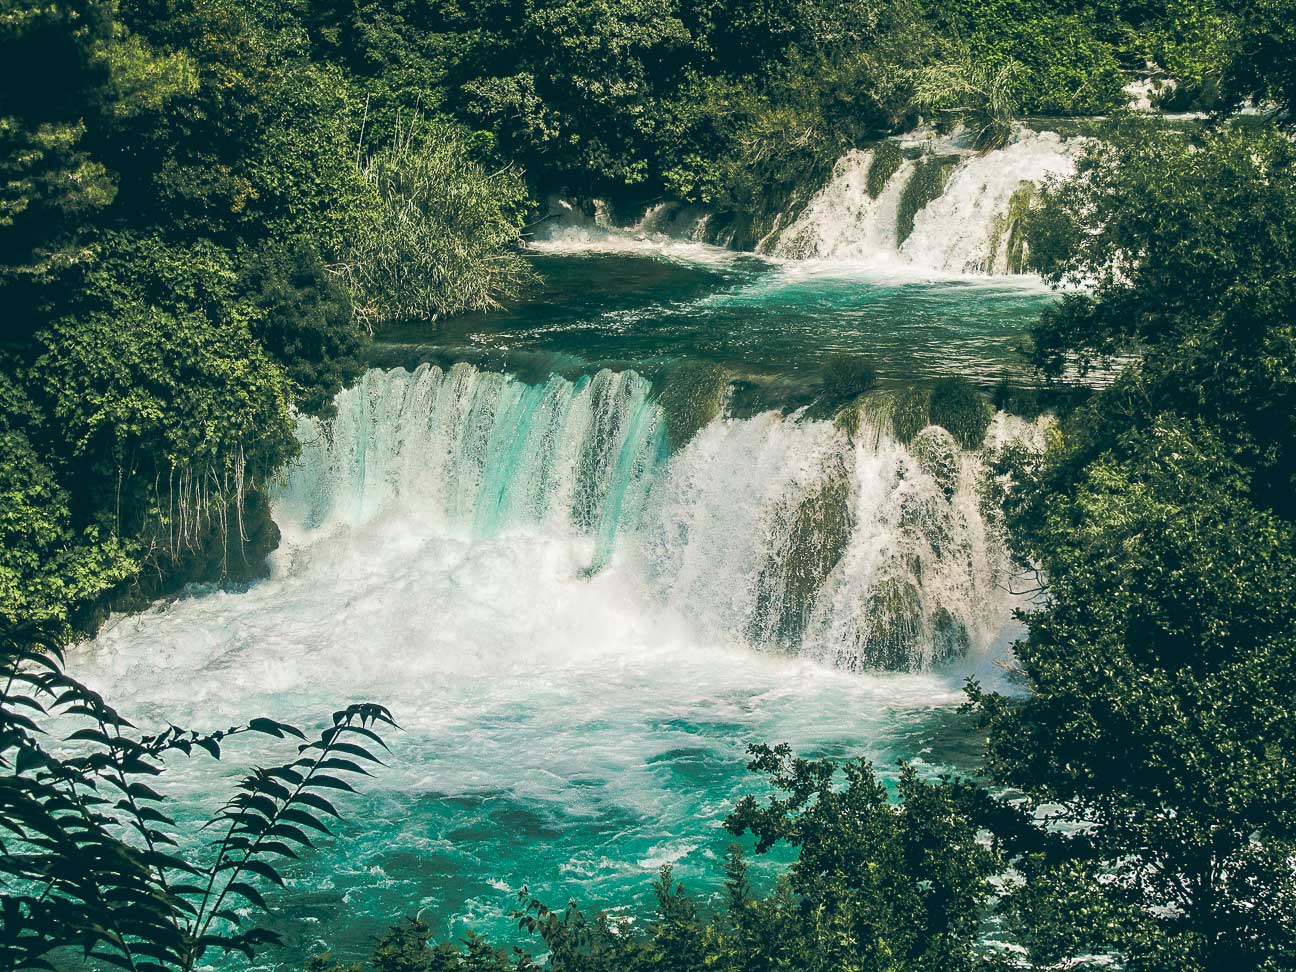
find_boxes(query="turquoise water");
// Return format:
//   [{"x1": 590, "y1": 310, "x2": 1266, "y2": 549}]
[
  {"x1": 372, "y1": 253, "x2": 1055, "y2": 406},
  {"x1": 68, "y1": 246, "x2": 1048, "y2": 968}
]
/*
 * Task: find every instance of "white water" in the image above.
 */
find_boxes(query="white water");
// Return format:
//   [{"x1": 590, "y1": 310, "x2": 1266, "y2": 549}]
[
  {"x1": 65, "y1": 363, "x2": 1037, "y2": 960},
  {"x1": 278, "y1": 364, "x2": 1023, "y2": 670},
  {"x1": 772, "y1": 129, "x2": 1080, "y2": 273},
  {"x1": 529, "y1": 196, "x2": 739, "y2": 266},
  {"x1": 535, "y1": 129, "x2": 1081, "y2": 276},
  {"x1": 903, "y1": 131, "x2": 1080, "y2": 273}
]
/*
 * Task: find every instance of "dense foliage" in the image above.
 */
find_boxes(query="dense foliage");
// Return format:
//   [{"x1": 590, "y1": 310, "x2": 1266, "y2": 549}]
[
  {"x1": 967, "y1": 117, "x2": 1296, "y2": 970},
  {"x1": 0, "y1": 0, "x2": 532, "y2": 632}
]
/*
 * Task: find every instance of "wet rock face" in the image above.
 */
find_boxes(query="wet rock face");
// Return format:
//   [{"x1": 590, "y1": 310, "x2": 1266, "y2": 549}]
[
  {"x1": 658, "y1": 362, "x2": 731, "y2": 450},
  {"x1": 910, "y1": 425, "x2": 961, "y2": 498},
  {"x1": 749, "y1": 456, "x2": 855, "y2": 648},
  {"x1": 852, "y1": 572, "x2": 924, "y2": 671}
]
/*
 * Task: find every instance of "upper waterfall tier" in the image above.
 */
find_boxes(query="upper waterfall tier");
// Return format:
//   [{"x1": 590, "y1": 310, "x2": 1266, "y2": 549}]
[
  {"x1": 276, "y1": 364, "x2": 1040, "y2": 672},
  {"x1": 531, "y1": 128, "x2": 1081, "y2": 277},
  {"x1": 768, "y1": 130, "x2": 1080, "y2": 274}
]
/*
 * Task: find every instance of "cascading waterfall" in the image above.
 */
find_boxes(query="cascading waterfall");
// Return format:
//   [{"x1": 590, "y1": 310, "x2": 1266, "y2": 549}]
[
  {"x1": 276, "y1": 363, "x2": 1028, "y2": 672},
  {"x1": 279, "y1": 365, "x2": 665, "y2": 570},
  {"x1": 769, "y1": 129, "x2": 1080, "y2": 273},
  {"x1": 533, "y1": 129, "x2": 1080, "y2": 276}
]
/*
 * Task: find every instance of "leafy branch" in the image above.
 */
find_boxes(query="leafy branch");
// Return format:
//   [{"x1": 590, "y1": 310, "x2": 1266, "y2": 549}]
[{"x1": 0, "y1": 621, "x2": 395, "y2": 971}]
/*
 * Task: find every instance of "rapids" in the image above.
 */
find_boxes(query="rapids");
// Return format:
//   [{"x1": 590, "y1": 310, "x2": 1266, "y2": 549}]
[{"x1": 65, "y1": 166, "x2": 1062, "y2": 967}]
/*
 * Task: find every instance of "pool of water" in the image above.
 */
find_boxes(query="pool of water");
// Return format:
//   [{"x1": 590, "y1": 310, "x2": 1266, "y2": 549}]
[{"x1": 371, "y1": 252, "x2": 1056, "y2": 407}]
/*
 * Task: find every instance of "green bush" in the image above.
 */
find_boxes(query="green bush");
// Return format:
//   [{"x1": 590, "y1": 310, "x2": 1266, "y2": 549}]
[
  {"x1": 929, "y1": 376, "x2": 993, "y2": 449},
  {"x1": 344, "y1": 119, "x2": 535, "y2": 326},
  {"x1": 891, "y1": 386, "x2": 931, "y2": 444},
  {"x1": 820, "y1": 354, "x2": 879, "y2": 401}
]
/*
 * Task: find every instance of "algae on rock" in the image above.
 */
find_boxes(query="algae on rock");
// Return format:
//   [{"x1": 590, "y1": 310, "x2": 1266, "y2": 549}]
[
  {"x1": 749, "y1": 456, "x2": 855, "y2": 648},
  {"x1": 658, "y1": 362, "x2": 730, "y2": 449}
]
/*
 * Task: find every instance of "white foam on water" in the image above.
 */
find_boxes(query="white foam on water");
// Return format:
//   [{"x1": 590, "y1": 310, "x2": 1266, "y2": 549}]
[
  {"x1": 768, "y1": 129, "x2": 1081, "y2": 276},
  {"x1": 62, "y1": 364, "x2": 1037, "y2": 963},
  {"x1": 528, "y1": 198, "x2": 744, "y2": 267}
]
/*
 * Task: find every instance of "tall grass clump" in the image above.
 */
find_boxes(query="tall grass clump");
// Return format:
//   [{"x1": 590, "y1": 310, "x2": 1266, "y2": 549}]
[
  {"x1": 866, "y1": 141, "x2": 904, "y2": 198},
  {"x1": 913, "y1": 57, "x2": 1023, "y2": 152},
  {"x1": 341, "y1": 118, "x2": 535, "y2": 327}
]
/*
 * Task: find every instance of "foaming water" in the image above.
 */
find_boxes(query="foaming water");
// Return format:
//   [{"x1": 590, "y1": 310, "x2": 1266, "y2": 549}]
[
  {"x1": 772, "y1": 130, "x2": 1080, "y2": 273},
  {"x1": 67, "y1": 363, "x2": 1038, "y2": 966}
]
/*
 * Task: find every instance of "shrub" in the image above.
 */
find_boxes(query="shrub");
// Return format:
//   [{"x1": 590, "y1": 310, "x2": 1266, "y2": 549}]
[
  {"x1": 343, "y1": 118, "x2": 535, "y2": 327},
  {"x1": 820, "y1": 354, "x2": 878, "y2": 401},
  {"x1": 912, "y1": 58, "x2": 1023, "y2": 152}
]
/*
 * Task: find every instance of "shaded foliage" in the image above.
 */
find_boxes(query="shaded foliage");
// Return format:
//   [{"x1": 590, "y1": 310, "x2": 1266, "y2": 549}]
[
  {"x1": 971, "y1": 117, "x2": 1296, "y2": 971},
  {"x1": 0, "y1": 621, "x2": 394, "y2": 970}
]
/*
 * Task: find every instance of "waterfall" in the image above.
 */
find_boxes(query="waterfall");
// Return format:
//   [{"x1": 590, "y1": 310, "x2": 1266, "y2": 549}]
[
  {"x1": 768, "y1": 129, "x2": 1081, "y2": 274},
  {"x1": 275, "y1": 364, "x2": 1033, "y2": 672},
  {"x1": 533, "y1": 130, "x2": 1080, "y2": 276},
  {"x1": 901, "y1": 131, "x2": 1079, "y2": 273},
  {"x1": 278, "y1": 365, "x2": 665, "y2": 569}
]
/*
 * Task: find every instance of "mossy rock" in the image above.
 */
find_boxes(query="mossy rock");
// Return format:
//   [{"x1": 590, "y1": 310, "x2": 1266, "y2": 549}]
[
  {"x1": 820, "y1": 354, "x2": 878, "y2": 402},
  {"x1": 853, "y1": 574, "x2": 923, "y2": 671},
  {"x1": 929, "y1": 377, "x2": 993, "y2": 450},
  {"x1": 833, "y1": 390, "x2": 889, "y2": 444},
  {"x1": 867, "y1": 141, "x2": 904, "y2": 198},
  {"x1": 749, "y1": 459, "x2": 854, "y2": 647},
  {"x1": 657, "y1": 361, "x2": 730, "y2": 449},
  {"x1": 896, "y1": 157, "x2": 954, "y2": 245},
  {"x1": 930, "y1": 606, "x2": 971, "y2": 665},
  {"x1": 910, "y1": 425, "x2": 960, "y2": 498},
  {"x1": 891, "y1": 386, "x2": 931, "y2": 445},
  {"x1": 986, "y1": 183, "x2": 1037, "y2": 273},
  {"x1": 898, "y1": 490, "x2": 952, "y2": 559}
]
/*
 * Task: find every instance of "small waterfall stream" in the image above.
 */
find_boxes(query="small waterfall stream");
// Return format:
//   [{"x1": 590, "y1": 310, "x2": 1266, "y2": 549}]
[{"x1": 768, "y1": 130, "x2": 1080, "y2": 272}]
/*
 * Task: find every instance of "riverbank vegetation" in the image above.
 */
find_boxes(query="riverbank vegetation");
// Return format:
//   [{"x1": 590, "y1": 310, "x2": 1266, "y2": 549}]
[{"x1": 3, "y1": 0, "x2": 1296, "y2": 967}]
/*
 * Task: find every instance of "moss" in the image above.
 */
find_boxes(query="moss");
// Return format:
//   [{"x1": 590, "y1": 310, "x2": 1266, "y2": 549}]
[
  {"x1": 896, "y1": 157, "x2": 953, "y2": 245},
  {"x1": 910, "y1": 426, "x2": 960, "y2": 498},
  {"x1": 891, "y1": 386, "x2": 931, "y2": 445},
  {"x1": 657, "y1": 362, "x2": 730, "y2": 449},
  {"x1": 929, "y1": 377, "x2": 993, "y2": 450},
  {"x1": 854, "y1": 574, "x2": 923, "y2": 670},
  {"x1": 750, "y1": 459, "x2": 854, "y2": 647},
  {"x1": 820, "y1": 354, "x2": 878, "y2": 402},
  {"x1": 866, "y1": 141, "x2": 904, "y2": 199},
  {"x1": 1003, "y1": 183, "x2": 1036, "y2": 273},
  {"x1": 930, "y1": 607, "x2": 970, "y2": 665}
]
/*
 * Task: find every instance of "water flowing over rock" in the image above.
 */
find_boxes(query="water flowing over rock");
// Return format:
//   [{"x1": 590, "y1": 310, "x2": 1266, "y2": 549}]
[
  {"x1": 277, "y1": 364, "x2": 1031, "y2": 671},
  {"x1": 768, "y1": 129, "x2": 1081, "y2": 274},
  {"x1": 535, "y1": 129, "x2": 1081, "y2": 276}
]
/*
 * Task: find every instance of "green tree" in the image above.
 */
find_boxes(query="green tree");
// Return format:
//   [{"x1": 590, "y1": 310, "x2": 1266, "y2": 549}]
[{"x1": 972, "y1": 119, "x2": 1296, "y2": 971}]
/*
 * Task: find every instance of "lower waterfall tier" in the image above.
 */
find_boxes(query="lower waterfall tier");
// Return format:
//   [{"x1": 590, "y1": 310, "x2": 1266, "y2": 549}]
[{"x1": 277, "y1": 364, "x2": 1040, "y2": 672}]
